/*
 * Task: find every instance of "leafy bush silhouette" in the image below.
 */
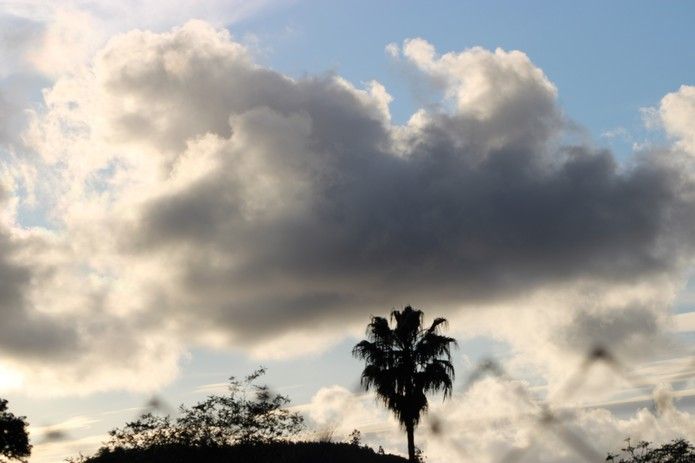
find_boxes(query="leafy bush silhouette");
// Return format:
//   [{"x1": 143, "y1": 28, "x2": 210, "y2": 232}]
[
  {"x1": 607, "y1": 438, "x2": 695, "y2": 462},
  {"x1": 0, "y1": 398, "x2": 30, "y2": 463},
  {"x1": 71, "y1": 368, "x2": 407, "y2": 463},
  {"x1": 102, "y1": 368, "x2": 303, "y2": 452},
  {"x1": 353, "y1": 306, "x2": 456, "y2": 462}
]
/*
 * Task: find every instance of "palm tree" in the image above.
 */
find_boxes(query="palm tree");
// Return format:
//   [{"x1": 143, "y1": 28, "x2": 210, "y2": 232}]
[{"x1": 352, "y1": 306, "x2": 456, "y2": 462}]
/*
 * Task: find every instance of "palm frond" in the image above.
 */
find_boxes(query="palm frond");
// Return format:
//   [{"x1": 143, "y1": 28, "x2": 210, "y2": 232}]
[
  {"x1": 414, "y1": 332, "x2": 456, "y2": 363},
  {"x1": 352, "y1": 340, "x2": 386, "y2": 365},
  {"x1": 366, "y1": 316, "x2": 392, "y2": 344},
  {"x1": 427, "y1": 317, "x2": 449, "y2": 334},
  {"x1": 416, "y1": 360, "x2": 455, "y2": 397}
]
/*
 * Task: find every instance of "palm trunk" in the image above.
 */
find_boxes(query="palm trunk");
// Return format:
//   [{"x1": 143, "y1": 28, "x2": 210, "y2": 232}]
[{"x1": 406, "y1": 420, "x2": 416, "y2": 462}]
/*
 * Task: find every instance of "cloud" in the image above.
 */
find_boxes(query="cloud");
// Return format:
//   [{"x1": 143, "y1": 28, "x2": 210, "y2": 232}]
[
  {"x1": 23, "y1": 8, "x2": 100, "y2": 77},
  {"x1": 0, "y1": 226, "x2": 184, "y2": 395},
  {"x1": 0, "y1": 14, "x2": 48, "y2": 146},
  {"x1": 660, "y1": 85, "x2": 695, "y2": 155},
  {"x1": 0, "y1": 0, "x2": 290, "y2": 147},
  {"x1": 0, "y1": 0, "x2": 292, "y2": 76},
  {"x1": 0, "y1": 182, "x2": 75, "y2": 359},
  {"x1": 103, "y1": 28, "x2": 694, "y2": 344},
  {"x1": 384, "y1": 42, "x2": 400, "y2": 58},
  {"x1": 300, "y1": 379, "x2": 695, "y2": 463},
  {"x1": 0, "y1": 169, "x2": 183, "y2": 395},
  {"x1": 0, "y1": 13, "x2": 42, "y2": 76},
  {"x1": 4, "y1": 22, "x2": 695, "y2": 394},
  {"x1": 399, "y1": 38, "x2": 560, "y2": 150}
]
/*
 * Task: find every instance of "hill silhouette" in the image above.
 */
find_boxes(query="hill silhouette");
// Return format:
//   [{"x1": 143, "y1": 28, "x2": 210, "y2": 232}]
[{"x1": 77, "y1": 441, "x2": 408, "y2": 463}]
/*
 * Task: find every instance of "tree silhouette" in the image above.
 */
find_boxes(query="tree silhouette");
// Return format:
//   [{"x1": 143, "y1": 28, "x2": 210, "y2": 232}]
[
  {"x1": 0, "y1": 399, "x2": 30, "y2": 463},
  {"x1": 607, "y1": 438, "x2": 695, "y2": 462},
  {"x1": 353, "y1": 306, "x2": 456, "y2": 462},
  {"x1": 103, "y1": 368, "x2": 303, "y2": 452}
]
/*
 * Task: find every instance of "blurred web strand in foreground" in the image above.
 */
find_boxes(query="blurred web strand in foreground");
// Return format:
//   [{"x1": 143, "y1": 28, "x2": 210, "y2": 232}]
[{"x1": 428, "y1": 345, "x2": 695, "y2": 463}]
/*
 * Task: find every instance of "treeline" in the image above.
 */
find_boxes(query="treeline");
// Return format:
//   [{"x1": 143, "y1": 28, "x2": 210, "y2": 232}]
[{"x1": 67, "y1": 368, "x2": 406, "y2": 463}]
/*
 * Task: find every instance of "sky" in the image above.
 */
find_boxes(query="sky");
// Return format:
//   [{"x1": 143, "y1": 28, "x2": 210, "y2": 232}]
[{"x1": 1, "y1": 1, "x2": 695, "y2": 462}]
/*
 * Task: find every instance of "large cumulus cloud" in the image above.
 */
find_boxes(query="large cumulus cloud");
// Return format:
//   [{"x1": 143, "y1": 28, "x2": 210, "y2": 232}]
[
  {"x1": 101, "y1": 24, "x2": 694, "y2": 343},
  {"x1": 5, "y1": 20, "x2": 695, "y2": 392}
]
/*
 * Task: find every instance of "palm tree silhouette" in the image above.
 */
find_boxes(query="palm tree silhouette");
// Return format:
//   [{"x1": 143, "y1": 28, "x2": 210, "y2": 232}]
[{"x1": 352, "y1": 306, "x2": 456, "y2": 462}]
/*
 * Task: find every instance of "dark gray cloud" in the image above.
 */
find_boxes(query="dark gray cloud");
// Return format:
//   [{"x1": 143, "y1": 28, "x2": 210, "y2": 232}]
[
  {"x1": 94, "y1": 25, "x2": 695, "y2": 348},
  {"x1": 0, "y1": 203, "x2": 79, "y2": 359}
]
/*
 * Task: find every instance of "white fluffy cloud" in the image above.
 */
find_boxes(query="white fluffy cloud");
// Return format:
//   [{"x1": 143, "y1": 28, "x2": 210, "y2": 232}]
[
  {"x1": 0, "y1": 0, "x2": 290, "y2": 151},
  {"x1": 660, "y1": 85, "x2": 695, "y2": 155},
  {"x1": 399, "y1": 38, "x2": 560, "y2": 151}
]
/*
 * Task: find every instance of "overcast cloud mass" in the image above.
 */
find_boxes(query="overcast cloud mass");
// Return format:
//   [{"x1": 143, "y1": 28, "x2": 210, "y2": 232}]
[{"x1": 0, "y1": 19, "x2": 693, "y2": 396}]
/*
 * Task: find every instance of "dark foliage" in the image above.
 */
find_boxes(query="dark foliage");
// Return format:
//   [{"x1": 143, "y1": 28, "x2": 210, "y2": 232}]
[
  {"x1": 353, "y1": 306, "x2": 456, "y2": 462},
  {"x1": 348, "y1": 429, "x2": 361, "y2": 446},
  {"x1": 0, "y1": 399, "x2": 30, "y2": 463},
  {"x1": 101, "y1": 368, "x2": 303, "y2": 452},
  {"x1": 75, "y1": 441, "x2": 408, "y2": 463},
  {"x1": 607, "y1": 438, "x2": 695, "y2": 462}
]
